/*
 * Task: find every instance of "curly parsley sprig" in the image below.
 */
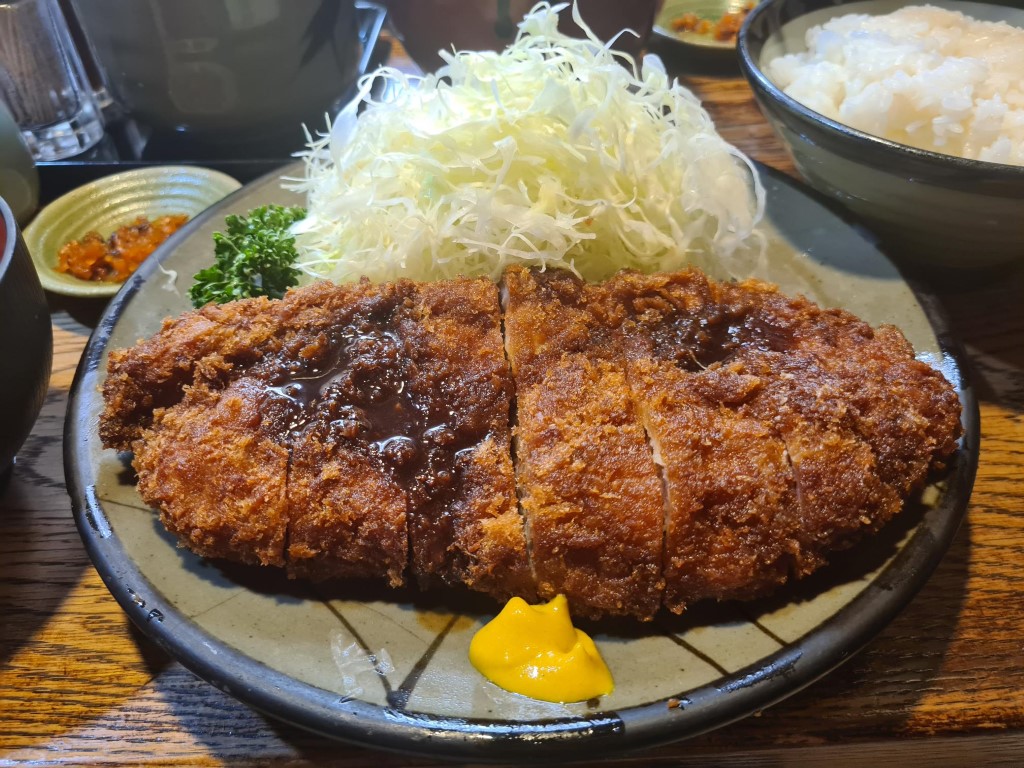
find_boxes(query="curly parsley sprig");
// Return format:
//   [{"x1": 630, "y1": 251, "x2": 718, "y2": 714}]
[{"x1": 189, "y1": 205, "x2": 307, "y2": 307}]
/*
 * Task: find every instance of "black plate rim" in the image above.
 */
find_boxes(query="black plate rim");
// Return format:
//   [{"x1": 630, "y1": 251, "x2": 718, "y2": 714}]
[{"x1": 63, "y1": 162, "x2": 979, "y2": 762}]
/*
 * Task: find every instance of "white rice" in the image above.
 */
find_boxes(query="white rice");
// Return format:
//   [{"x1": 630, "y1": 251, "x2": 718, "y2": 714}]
[{"x1": 766, "y1": 4, "x2": 1024, "y2": 166}]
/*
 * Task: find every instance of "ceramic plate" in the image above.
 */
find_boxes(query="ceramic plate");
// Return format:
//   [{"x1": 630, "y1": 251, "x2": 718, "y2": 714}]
[
  {"x1": 25, "y1": 165, "x2": 241, "y2": 298},
  {"x1": 65, "y1": 163, "x2": 978, "y2": 761}
]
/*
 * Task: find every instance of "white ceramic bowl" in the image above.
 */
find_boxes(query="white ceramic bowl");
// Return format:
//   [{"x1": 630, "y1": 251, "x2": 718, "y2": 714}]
[
  {"x1": 24, "y1": 165, "x2": 241, "y2": 298},
  {"x1": 738, "y1": 0, "x2": 1024, "y2": 270}
]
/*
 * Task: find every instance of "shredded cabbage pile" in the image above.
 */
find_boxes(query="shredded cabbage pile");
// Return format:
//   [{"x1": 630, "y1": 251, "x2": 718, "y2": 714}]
[{"x1": 290, "y1": 2, "x2": 764, "y2": 284}]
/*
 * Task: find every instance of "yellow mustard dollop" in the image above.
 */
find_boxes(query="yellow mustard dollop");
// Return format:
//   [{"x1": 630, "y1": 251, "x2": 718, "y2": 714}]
[{"x1": 469, "y1": 594, "x2": 614, "y2": 703}]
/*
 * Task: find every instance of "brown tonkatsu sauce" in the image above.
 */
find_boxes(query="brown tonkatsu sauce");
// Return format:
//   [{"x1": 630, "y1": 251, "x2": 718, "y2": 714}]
[
  {"x1": 259, "y1": 306, "x2": 485, "y2": 512},
  {"x1": 266, "y1": 328, "x2": 413, "y2": 436}
]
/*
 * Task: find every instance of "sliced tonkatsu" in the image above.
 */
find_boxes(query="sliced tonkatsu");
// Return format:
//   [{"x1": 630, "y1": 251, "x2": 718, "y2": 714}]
[
  {"x1": 104, "y1": 275, "x2": 531, "y2": 597},
  {"x1": 268, "y1": 279, "x2": 416, "y2": 586},
  {"x1": 502, "y1": 266, "x2": 666, "y2": 620},
  {"x1": 399, "y1": 279, "x2": 533, "y2": 602},
  {"x1": 607, "y1": 270, "x2": 802, "y2": 610},
  {"x1": 119, "y1": 280, "x2": 397, "y2": 571},
  {"x1": 608, "y1": 269, "x2": 960, "y2": 611},
  {"x1": 278, "y1": 276, "x2": 530, "y2": 595},
  {"x1": 100, "y1": 266, "x2": 963, "y2": 619}
]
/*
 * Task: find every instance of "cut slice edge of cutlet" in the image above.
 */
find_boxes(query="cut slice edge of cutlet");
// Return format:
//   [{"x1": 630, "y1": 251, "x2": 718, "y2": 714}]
[
  {"x1": 400, "y1": 277, "x2": 534, "y2": 602},
  {"x1": 272, "y1": 279, "x2": 415, "y2": 587},
  {"x1": 607, "y1": 269, "x2": 800, "y2": 612},
  {"x1": 501, "y1": 266, "x2": 665, "y2": 620}
]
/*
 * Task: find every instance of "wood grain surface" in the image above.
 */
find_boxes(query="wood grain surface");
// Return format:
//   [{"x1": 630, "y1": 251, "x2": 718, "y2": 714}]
[{"x1": 2, "y1": 33, "x2": 1023, "y2": 768}]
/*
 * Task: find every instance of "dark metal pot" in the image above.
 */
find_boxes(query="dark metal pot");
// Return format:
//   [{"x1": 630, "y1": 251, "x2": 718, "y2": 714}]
[
  {"x1": 0, "y1": 195, "x2": 52, "y2": 472},
  {"x1": 69, "y1": 0, "x2": 380, "y2": 157}
]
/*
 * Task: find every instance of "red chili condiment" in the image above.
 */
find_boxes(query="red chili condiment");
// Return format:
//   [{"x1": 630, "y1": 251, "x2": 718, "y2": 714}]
[{"x1": 57, "y1": 214, "x2": 190, "y2": 283}]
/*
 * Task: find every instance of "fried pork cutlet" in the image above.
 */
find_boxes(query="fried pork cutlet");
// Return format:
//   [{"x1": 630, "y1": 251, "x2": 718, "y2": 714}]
[
  {"x1": 106, "y1": 275, "x2": 528, "y2": 599},
  {"x1": 607, "y1": 270, "x2": 801, "y2": 610},
  {"x1": 100, "y1": 266, "x2": 963, "y2": 619},
  {"x1": 608, "y1": 269, "x2": 958, "y2": 612},
  {"x1": 502, "y1": 266, "x2": 666, "y2": 620},
  {"x1": 120, "y1": 280, "x2": 417, "y2": 584},
  {"x1": 268, "y1": 279, "x2": 416, "y2": 586},
  {"x1": 399, "y1": 279, "x2": 533, "y2": 602}
]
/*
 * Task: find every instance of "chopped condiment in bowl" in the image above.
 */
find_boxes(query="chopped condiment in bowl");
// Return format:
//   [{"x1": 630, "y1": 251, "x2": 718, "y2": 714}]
[
  {"x1": 656, "y1": 0, "x2": 757, "y2": 49},
  {"x1": 57, "y1": 214, "x2": 189, "y2": 283},
  {"x1": 23, "y1": 165, "x2": 241, "y2": 298},
  {"x1": 671, "y1": 2, "x2": 755, "y2": 43}
]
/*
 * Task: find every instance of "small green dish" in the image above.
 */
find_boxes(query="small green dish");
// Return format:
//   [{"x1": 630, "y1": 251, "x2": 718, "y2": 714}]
[
  {"x1": 25, "y1": 165, "x2": 241, "y2": 298},
  {"x1": 654, "y1": 0, "x2": 756, "y2": 51}
]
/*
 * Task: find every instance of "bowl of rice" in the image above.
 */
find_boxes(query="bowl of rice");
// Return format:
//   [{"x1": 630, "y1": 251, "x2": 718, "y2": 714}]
[{"x1": 738, "y1": 0, "x2": 1024, "y2": 269}]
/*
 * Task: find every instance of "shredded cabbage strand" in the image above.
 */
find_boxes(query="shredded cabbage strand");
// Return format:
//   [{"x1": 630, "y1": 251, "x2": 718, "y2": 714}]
[{"x1": 290, "y1": 2, "x2": 764, "y2": 284}]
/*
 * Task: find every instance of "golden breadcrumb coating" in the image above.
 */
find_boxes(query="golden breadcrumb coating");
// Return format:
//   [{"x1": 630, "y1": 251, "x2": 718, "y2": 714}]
[
  {"x1": 503, "y1": 266, "x2": 665, "y2": 620},
  {"x1": 133, "y1": 378, "x2": 291, "y2": 567}
]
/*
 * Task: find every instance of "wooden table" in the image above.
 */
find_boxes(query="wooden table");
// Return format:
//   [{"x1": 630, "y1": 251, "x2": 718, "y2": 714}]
[{"x1": 3, "y1": 35, "x2": 1024, "y2": 767}]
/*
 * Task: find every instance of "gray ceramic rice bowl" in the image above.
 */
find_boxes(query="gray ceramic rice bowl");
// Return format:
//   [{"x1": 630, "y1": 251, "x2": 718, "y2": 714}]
[{"x1": 738, "y1": 0, "x2": 1024, "y2": 270}]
